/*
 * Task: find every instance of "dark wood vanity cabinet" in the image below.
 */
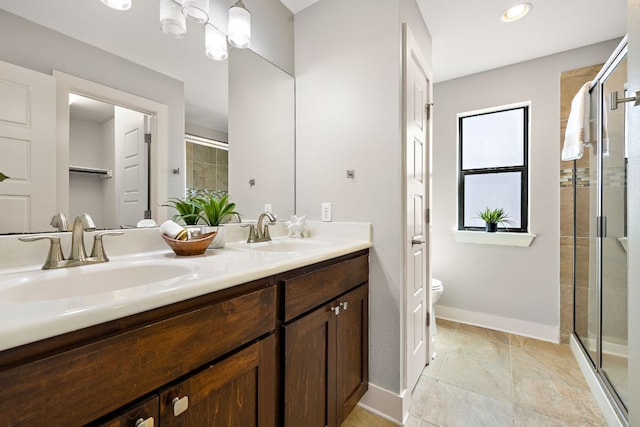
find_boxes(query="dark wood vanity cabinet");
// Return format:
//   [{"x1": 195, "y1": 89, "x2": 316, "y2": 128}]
[
  {"x1": 0, "y1": 250, "x2": 369, "y2": 426},
  {"x1": 281, "y1": 252, "x2": 369, "y2": 427},
  {"x1": 158, "y1": 334, "x2": 276, "y2": 427},
  {"x1": 0, "y1": 280, "x2": 276, "y2": 426}
]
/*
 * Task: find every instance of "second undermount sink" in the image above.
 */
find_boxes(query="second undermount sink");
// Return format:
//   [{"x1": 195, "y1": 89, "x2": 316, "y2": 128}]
[
  {"x1": 0, "y1": 260, "x2": 198, "y2": 302},
  {"x1": 237, "y1": 239, "x2": 335, "y2": 253}
]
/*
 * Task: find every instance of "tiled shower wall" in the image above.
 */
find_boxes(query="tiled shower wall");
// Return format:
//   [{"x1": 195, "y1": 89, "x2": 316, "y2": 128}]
[
  {"x1": 185, "y1": 142, "x2": 229, "y2": 193},
  {"x1": 559, "y1": 64, "x2": 602, "y2": 343}
]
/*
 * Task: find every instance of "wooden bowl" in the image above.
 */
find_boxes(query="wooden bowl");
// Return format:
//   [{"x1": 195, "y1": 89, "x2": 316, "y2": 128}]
[{"x1": 161, "y1": 231, "x2": 217, "y2": 256}]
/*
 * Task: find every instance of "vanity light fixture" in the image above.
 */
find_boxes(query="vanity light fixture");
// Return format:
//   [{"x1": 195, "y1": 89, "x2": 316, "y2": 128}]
[
  {"x1": 100, "y1": 0, "x2": 132, "y2": 11},
  {"x1": 228, "y1": 0, "x2": 251, "y2": 49},
  {"x1": 160, "y1": 0, "x2": 187, "y2": 38},
  {"x1": 181, "y1": 0, "x2": 209, "y2": 24},
  {"x1": 205, "y1": 25, "x2": 229, "y2": 60},
  {"x1": 501, "y1": 2, "x2": 532, "y2": 22}
]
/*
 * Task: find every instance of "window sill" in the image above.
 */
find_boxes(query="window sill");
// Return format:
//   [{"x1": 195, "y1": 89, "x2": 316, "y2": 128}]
[{"x1": 453, "y1": 230, "x2": 536, "y2": 247}]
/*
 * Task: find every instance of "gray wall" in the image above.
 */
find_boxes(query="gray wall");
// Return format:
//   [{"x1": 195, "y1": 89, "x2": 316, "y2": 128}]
[
  {"x1": 626, "y1": 0, "x2": 639, "y2": 424},
  {"x1": 295, "y1": 0, "x2": 432, "y2": 394},
  {"x1": 431, "y1": 39, "x2": 620, "y2": 339},
  {"x1": 0, "y1": 10, "x2": 186, "y2": 200}
]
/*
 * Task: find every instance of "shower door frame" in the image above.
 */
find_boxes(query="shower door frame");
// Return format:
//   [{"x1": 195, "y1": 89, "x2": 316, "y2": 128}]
[{"x1": 572, "y1": 37, "x2": 628, "y2": 424}]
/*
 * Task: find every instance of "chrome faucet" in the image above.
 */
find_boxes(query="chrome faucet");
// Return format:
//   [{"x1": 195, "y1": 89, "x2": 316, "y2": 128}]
[
  {"x1": 244, "y1": 212, "x2": 277, "y2": 243},
  {"x1": 20, "y1": 213, "x2": 123, "y2": 270}
]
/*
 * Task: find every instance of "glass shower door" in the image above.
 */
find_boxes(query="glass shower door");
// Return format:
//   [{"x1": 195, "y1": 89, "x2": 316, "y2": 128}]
[{"x1": 600, "y1": 55, "x2": 628, "y2": 409}]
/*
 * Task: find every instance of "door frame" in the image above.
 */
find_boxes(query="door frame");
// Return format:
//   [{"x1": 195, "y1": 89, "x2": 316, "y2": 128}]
[
  {"x1": 402, "y1": 23, "x2": 433, "y2": 394},
  {"x1": 53, "y1": 70, "x2": 169, "y2": 225}
]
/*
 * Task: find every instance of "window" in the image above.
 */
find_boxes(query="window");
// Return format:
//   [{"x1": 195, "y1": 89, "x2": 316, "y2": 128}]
[{"x1": 458, "y1": 104, "x2": 529, "y2": 232}]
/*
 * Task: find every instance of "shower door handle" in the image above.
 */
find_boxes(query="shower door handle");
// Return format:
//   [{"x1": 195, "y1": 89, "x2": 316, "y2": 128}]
[{"x1": 597, "y1": 216, "x2": 608, "y2": 238}]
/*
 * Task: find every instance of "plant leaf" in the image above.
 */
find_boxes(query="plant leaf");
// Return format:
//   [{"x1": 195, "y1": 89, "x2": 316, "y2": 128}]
[{"x1": 0, "y1": 172, "x2": 9, "y2": 182}]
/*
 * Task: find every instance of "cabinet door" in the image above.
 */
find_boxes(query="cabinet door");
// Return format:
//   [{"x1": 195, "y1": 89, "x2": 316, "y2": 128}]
[
  {"x1": 283, "y1": 303, "x2": 337, "y2": 427},
  {"x1": 159, "y1": 334, "x2": 276, "y2": 427},
  {"x1": 92, "y1": 395, "x2": 159, "y2": 427},
  {"x1": 336, "y1": 285, "x2": 369, "y2": 425}
]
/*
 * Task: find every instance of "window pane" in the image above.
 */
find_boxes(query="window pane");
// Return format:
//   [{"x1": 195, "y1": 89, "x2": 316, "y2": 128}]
[
  {"x1": 463, "y1": 172, "x2": 522, "y2": 228},
  {"x1": 461, "y1": 108, "x2": 525, "y2": 169}
]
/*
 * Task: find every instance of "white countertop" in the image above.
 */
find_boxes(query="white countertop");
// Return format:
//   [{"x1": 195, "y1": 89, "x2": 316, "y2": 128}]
[{"x1": 0, "y1": 222, "x2": 371, "y2": 352}]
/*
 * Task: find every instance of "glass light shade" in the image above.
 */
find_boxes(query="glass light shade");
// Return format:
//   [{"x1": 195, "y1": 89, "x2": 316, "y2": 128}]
[
  {"x1": 228, "y1": 1, "x2": 251, "y2": 49},
  {"x1": 100, "y1": 0, "x2": 132, "y2": 11},
  {"x1": 160, "y1": 0, "x2": 187, "y2": 38},
  {"x1": 181, "y1": 0, "x2": 209, "y2": 24},
  {"x1": 205, "y1": 25, "x2": 228, "y2": 61}
]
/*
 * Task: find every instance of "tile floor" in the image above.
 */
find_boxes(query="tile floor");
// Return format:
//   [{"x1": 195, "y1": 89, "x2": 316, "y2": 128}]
[{"x1": 343, "y1": 319, "x2": 607, "y2": 427}]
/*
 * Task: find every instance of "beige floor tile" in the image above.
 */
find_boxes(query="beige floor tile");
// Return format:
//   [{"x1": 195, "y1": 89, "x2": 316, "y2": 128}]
[
  {"x1": 510, "y1": 335, "x2": 573, "y2": 360},
  {"x1": 433, "y1": 352, "x2": 512, "y2": 403},
  {"x1": 404, "y1": 415, "x2": 438, "y2": 427},
  {"x1": 457, "y1": 323, "x2": 510, "y2": 345},
  {"x1": 422, "y1": 381, "x2": 513, "y2": 427},
  {"x1": 411, "y1": 374, "x2": 437, "y2": 410},
  {"x1": 512, "y1": 361, "x2": 606, "y2": 425},
  {"x1": 341, "y1": 406, "x2": 399, "y2": 427},
  {"x1": 455, "y1": 329, "x2": 511, "y2": 367},
  {"x1": 513, "y1": 406, "x2": 577, "y2": 427},
  {"x1": 435, "y1": 318, "x2": 460, "y2": 331}
]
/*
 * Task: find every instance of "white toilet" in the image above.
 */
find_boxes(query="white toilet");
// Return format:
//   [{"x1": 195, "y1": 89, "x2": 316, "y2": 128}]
[{"x1": 431, "y1": 278, "x2": 444, "y2": 335}]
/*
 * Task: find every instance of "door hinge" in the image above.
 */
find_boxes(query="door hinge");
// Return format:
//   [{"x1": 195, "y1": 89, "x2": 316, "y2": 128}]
[
  {"x1": 425, "y1": 103, "x2": 433, "y2": 120},
  {"x1": 144, "y1": 133, "x2": 152, "y2": 144},
  {"x1": 426, "y1": 311, "x2": 430, "y2": 327},
  {"x1": 144, "y1": 210, "x2": 151, "y2": 219},
  {"x1": 425, "y1": 208, "x2": 430, "y2": 224}
]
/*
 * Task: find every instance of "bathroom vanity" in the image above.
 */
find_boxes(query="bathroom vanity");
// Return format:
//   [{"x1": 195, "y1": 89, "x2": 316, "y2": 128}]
[{"x1": 0, "y1": 227, "x2": 370, "y2": 426}]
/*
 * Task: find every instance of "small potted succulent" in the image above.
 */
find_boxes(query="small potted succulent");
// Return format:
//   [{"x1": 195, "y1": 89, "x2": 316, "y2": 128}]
[
  {"x1": 192, "y1": 194, "x2": 241, "y2": 248},
  {"x1": 476, "y1": 207, "x2": 511, "y2": 232}
]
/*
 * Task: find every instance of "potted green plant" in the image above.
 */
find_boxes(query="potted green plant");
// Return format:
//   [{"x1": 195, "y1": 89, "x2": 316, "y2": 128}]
[
  {"x1": 163, "y1": 197, "x2": 203, "y2": 226},
  {"x1": 192, "y1": 194, "x2": 241, "y2": 248},
  {"x1": 476, "y1": 207, "x2": 511, "y2": 232}
]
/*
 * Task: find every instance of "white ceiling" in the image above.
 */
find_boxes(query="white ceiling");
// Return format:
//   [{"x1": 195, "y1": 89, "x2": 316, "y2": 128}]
[{"x1": 280, "y1": 0, "x2": 627, "y2": 82}]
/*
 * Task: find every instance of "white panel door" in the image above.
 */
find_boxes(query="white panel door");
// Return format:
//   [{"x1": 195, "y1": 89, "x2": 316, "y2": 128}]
[
  {"x1": 404, "y1": 25, "x2": 432, "y2": 393},
  {"x1": 114, "y1": 107, "x2": 147, "y2": 227},
  {"x1": 0, "y1": 60, "x2": 56, "y2": 233}
]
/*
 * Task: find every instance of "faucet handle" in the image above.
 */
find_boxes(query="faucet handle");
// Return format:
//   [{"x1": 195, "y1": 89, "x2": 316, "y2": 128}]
[
  {"x1": 50, "y1": 213, "x2": 68, "y2": 232},
  {"x1": 90, "y1": 231, "x2": 124, "y2": 262},
  {"x1": 241, "y1": 223, "x2": 257, "y2": 243},
  {"x1": 19, "y1": 235, "x2": 65, "y2": 270}
]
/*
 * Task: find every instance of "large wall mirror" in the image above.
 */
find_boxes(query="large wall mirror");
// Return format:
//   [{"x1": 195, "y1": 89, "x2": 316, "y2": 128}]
[{"x1": 0, "y1": 0, "x2": 294, "y2": 234}]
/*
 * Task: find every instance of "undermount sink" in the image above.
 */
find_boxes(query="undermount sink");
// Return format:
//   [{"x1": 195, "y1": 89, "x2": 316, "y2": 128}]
[
  {"x1": 0, "y1": 260, "x2": 197, "y2": 302},
  {"x1": 237, "y1": 239, "x2": 334, "y2": 253}
]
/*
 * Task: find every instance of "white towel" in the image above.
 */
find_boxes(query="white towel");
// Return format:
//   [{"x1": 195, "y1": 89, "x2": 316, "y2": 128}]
[{"x1": 562, "y1": 81, "x2": 592, "y2": 161}]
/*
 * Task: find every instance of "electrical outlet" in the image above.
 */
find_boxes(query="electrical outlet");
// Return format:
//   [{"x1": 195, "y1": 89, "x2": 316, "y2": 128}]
[
  {"x1": 321, "y1": 202, "x2": 332, "y2": 222},
  {"x1": 264, "y1": 203, "x2": 272, "y2": 214}
]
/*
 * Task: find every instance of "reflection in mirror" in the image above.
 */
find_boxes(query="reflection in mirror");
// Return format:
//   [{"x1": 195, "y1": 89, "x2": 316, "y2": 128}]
[
  {"x1": 185, "y1": 134, "x2": 229, "y2": 196},
  {"x1": 0, "y1": 1, "x2": 294, "y2": 234},
  {"x1": 69, "y1": 94, "x2": 151, "y2": 229}
]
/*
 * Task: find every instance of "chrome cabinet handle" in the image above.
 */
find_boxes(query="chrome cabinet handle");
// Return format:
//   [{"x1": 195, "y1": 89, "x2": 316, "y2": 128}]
[
  {"x1": 339, "y1": 301, "x2": 349, "y2": 311},
  {"x1": 331, "y1": 306, "x2": 340, "y2": 316},
  {"x1": 172, "y1": 396, "x2": 189, "y2": 416},
  {"x1": 135, "y1": 417, "x2": 154, "y2": 427}
]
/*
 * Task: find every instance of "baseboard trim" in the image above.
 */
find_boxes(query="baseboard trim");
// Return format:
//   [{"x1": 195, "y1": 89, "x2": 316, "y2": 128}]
[
  {"x1": 570, "y1": 335, "x2": 626, "y2": 426},
  {"x1": 435, "y1": 305, "x2": 560, "y2": 343},
  {"x1": 358, "y1": 383, "x2": 408, "y2": 425}
]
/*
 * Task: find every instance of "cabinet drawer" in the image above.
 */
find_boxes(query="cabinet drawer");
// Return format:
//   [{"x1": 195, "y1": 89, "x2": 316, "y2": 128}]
[
  {"x1": 283, "y1": 254, "x2": 368, "y2": 322},
  {"x1": 0, "y1": 285, "x2": 276, "y2": 426}
]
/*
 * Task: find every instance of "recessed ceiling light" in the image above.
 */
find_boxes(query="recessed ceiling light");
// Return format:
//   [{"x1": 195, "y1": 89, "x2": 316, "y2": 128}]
[{"x1": 501, "y1": 3, "x2": 532, "y2": 22}]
